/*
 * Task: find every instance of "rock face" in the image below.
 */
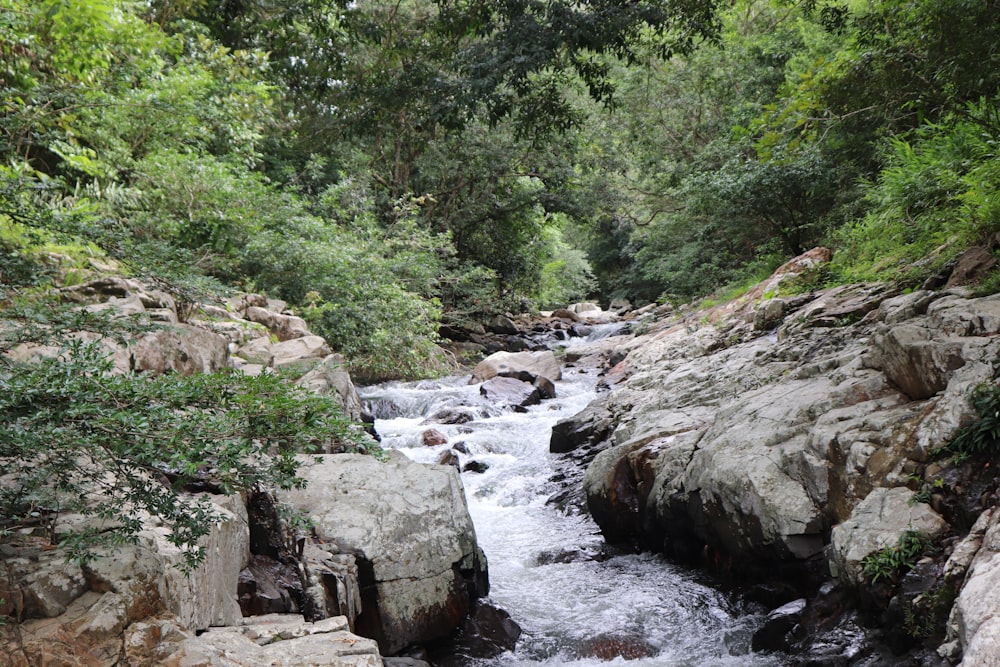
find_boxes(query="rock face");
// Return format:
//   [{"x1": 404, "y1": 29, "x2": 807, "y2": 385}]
[
  {"x1": 580, "y1": 284, "x2": 1000, "y2": 568},
  {"x1": 3, "y1": 279, "x2": 485, "y2": 665},
  {"x1": 945, "y1": 507, "x2": 1000, "y2": 666},
  {"x1": 281, "y1": 452, "x2": 488, "y2": 655},
  {"x1": 1, "y1": 493, "x2": 253, "y2": 665},
  {"x1": 560, "y1": 251, "x2": 1000, "y2": 661},
  {"x1": 829, "y1": 487, "x2": 949, "y2": 587}
]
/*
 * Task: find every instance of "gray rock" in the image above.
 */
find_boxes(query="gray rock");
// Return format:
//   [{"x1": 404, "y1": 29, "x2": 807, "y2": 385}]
[
  {"x1": 166, "y1": 614, "x2": 382, "y2": 666},
  {"x1": 828, "y1": 487, "x2": 948, "y2": 587},
  {"x1": 271, "y1": 335, "x2": 333, "y2": 372},
  {"x1": 296, "y1": 354, "x2": 364, "y2": 421},
  {"x1": 132, "y1": 324, "x2": 230, "y2": 375},
  {"x1": 246, "y1": 306, "x2": 311, "y2": 341},
  {"x1": 3, "y1": 494, "x2": 250, "y2": 664},
  {"x1": 947, "y1": 508, "x2": 1000, "y2": 666},
  {"x1": 472, "y1": 350, "x2": 562, "y2": 383},
  {"x1": 753, "y1": 298, "x2": 786, "y2": 331},
  {"x1": 869, "y1": 323, "x2": 966, "y2": 399},
  {"x1": 568, "y1": 277, "x2": 1000, "y2": 572},
  {"x1": 281, "y1": 453, "x2": 487, "y2": 655},
  {"x1": 479, "y1": 376, "x2": 542, "y2": 409},
  {"x1": 486, "y1": 314, "x2": 519, "y2": 335}
]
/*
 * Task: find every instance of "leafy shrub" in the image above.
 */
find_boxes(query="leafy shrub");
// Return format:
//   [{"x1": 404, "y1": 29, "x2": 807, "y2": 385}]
[
  {"x1": 935, "y1": 382, "x2": 1000, "y2": 461},
  {"x1": 0, "y1": 303, "x2": 365, "y2": 570},
  {"x1": 861, "y1": 530, "x2": 929, "y2": 584},
  {"x1": 240, "y1": 213, "x2": 446, "y2": 382},
  {"x1": 835, "y1": 98, "x2": 1000, "y2": 283}
]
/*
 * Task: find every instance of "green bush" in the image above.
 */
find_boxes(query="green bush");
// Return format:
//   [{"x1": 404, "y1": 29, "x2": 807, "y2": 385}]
[
  {"x1": 0, "y1": 303, "x2": 365, "y2": 570},
  {"x1": 861, "y1": 530, "x2": 928, "y2": 585},
  {"x1": 240, "y1": 213, "x2": 446, "y2": 383},
  {"x1": 835, "y1": 98, "x2": 1000, "y2": 283}
]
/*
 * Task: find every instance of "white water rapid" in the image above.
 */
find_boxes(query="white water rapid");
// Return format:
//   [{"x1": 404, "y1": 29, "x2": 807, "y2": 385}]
[{"x1": 359, "y1": 340, "x2": 784, "y2": 667}]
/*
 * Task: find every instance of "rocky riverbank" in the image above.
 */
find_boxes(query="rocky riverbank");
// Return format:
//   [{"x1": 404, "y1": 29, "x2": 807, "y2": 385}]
[
  {"x1": 552, "y1": 249, "x2": 1000, "y2": 665},
  {"x1": 0, "y1": 278, "x2": 488, "y2": 666},
  {"x1": 8, "y1": 248, "x2": 1000, "y2": 666}
]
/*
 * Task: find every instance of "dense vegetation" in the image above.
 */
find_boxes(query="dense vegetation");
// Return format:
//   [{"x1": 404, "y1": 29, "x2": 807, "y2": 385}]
[
  {"x1": 1, "y1": 0, "x2": 999, "y2": 561},
  {"x1": 4, "y1": 0, "x2": 1000, "y2": 375}
]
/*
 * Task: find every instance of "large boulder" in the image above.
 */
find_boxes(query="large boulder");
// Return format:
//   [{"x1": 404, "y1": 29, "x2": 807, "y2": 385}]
[
  {"x1": 132, "y1": 324, "x2": 230, "y2": 375},
  {"x1": 271, "y1": 336, "x2": 333, "y2": 371},
  {"x1": 479, "y1": 376, "x2": 542, "y2": 409},
  {"x1": 568, "y1": 275, "x2": 1000, "y2": 574},
  {"x1": 472, "y1": 350, "x2": 561, "y2": 383},
  {"x1": 296, "y1": 354, "x2": 364, "y2": 421},
  {"x1": 1, "y1": 494, "x2": 250, "y2": 665},
  {"x1": 828, "y1": 487, "x2": 949, "y2": 587},
  {"x1": 280, "y1": 453, "x2": 488, "y2": 655}
]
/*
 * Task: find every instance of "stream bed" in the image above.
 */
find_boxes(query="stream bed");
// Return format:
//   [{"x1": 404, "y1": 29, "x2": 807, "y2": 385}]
[{"x1": 359, "y1": 350, "x2": 784, "y2": 667}]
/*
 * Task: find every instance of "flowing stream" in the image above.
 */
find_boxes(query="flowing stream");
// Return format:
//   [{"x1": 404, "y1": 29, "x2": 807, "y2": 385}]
[{"x1": 359, "y1": 335, "x2": 783, "y2": 667}]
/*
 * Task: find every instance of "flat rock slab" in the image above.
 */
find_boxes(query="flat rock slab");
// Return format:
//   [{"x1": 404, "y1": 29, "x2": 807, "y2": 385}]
[{"x1": 165, "y1": 614, "x2": 381, "y2": 666}]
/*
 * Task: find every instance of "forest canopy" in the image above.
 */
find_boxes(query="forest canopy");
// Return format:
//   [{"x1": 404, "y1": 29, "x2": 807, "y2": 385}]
[{"x1": 2, "y1": 0, "x2": 1000, "y2": 378}]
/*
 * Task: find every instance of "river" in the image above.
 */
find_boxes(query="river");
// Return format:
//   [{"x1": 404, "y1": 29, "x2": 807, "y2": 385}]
[{"x1": 359, "y1": 336, "x2": 783, "y2": 666}]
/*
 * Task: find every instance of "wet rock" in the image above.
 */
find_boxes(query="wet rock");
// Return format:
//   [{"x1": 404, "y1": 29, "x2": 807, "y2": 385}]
[
  {"x1": 384, "y1": 658, "x2": 432, "y2": 667},
  {"x1": 472, "y1": 350, "x2": 562, "y2": 383},
  {"x1": 367, "y1": 398, "x2": 403, "y2": 419},
  {"x1": 532, "y1": 548, "x2": 594, "y2": 565},
  {"x1": 479, "y1": 376, "x2": 541, "y2": 409},
  {"x1": 422, "y1": 429, "x2": 449, "y2": 446},
  {"x1": 574, "y1": 633, "x2": 656, "y2": 660},
  {"x1": 751, "y1": 598, "x2": 806, "y2": 652},
  {"x1": 498, "y1": 369, "x2": 557, "y2": 399},
  {"x1": 428, "y1": 600, "x2": 521, "y2": 665},
  {"x1": 549, "y1": 399, "x2": 615, "y2": 454},
  {"x1": 424, "y1": 407, "x2": 479, "y2": 425},
  {"x1": 437, "y1": 449, "x2": 460, "y2": 468},
  {"x1": 462, "y1": 460, "x2": 489, "y2": 474}
]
